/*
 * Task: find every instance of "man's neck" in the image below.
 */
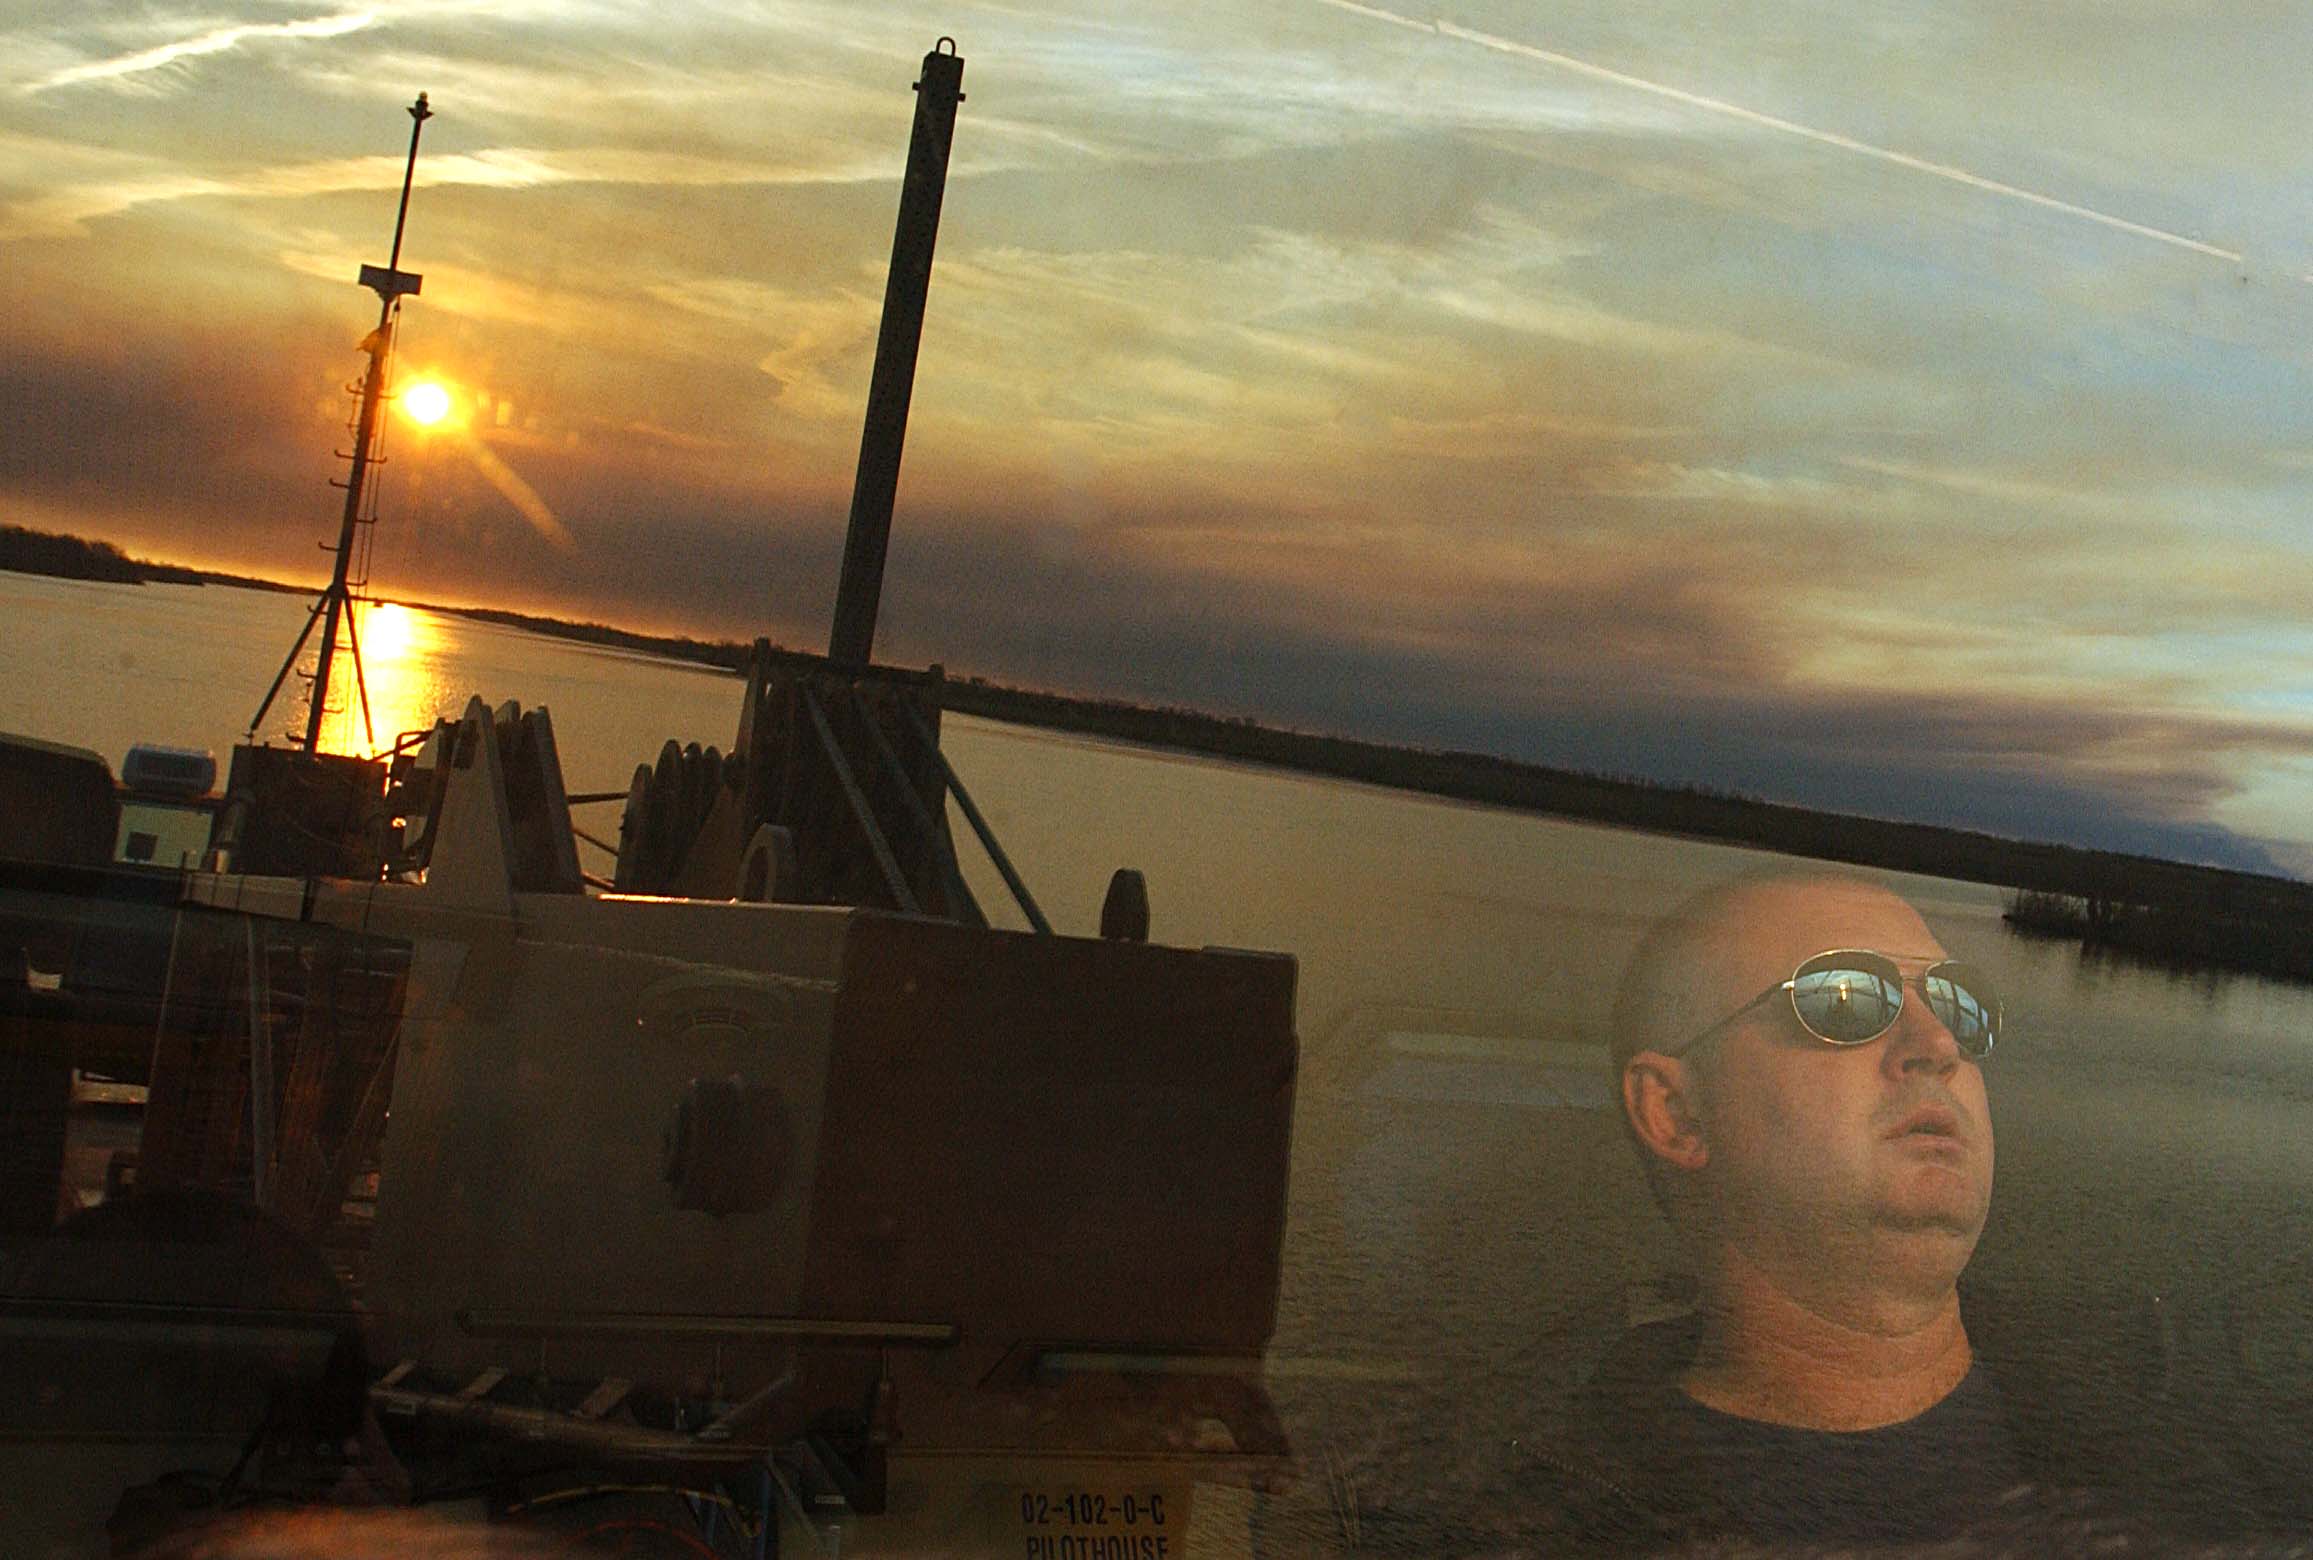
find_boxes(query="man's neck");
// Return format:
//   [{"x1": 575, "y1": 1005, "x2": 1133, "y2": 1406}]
[{"x1": 1680, "y1": 1243, "x2": 1973, "y2": 1431}]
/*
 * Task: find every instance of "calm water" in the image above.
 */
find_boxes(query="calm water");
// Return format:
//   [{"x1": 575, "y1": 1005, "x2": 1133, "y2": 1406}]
[{"x1": 10, "y1": 572, "x2": 2313, "y2": 1535}]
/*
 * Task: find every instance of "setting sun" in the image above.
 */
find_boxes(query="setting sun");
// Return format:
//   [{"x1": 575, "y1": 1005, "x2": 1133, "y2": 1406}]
[{"x1": 400, "y1": 380, "x2": 451, "y2": 426}]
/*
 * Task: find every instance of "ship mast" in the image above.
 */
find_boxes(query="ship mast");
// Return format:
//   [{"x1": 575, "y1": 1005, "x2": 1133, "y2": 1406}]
[
  {"x1": 249, "y1": 92, "x2": 433, "y2": 752},
  {"x1": 828, "y1": 40, "x2": 964, "y2": 668}
]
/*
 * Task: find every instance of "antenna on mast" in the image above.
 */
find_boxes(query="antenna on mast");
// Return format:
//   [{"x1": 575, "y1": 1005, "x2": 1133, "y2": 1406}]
[{"x1": 249, "y1": 92, "x2": 433, "y2": 753}]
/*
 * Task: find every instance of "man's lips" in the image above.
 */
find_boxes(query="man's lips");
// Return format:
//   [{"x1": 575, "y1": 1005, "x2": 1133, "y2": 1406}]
[{"x1": 1886, "y1": 1104, "x2": 1963, "y2": 1141}]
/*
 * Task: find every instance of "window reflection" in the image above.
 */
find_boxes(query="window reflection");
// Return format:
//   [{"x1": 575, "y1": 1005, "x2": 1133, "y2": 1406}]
[{"x1": 1, "y1": 0, "x2": 2309, "y2": 1553}]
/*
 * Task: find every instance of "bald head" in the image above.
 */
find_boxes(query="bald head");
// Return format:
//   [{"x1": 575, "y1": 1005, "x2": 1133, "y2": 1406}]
[{"x1": 1611, "y1": 871, "x2": 1946, "y2": 1076}]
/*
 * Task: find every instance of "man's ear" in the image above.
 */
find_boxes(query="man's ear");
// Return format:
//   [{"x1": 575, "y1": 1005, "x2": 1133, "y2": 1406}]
[{"x1": 1623, "y1": 1052, "x2": 1710, "y2": 1171}]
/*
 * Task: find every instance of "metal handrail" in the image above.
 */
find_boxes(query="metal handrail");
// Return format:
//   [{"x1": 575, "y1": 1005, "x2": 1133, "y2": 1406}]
[
  {"x1": 799, "y1": 684, "x2": 920, "y2": 914},
  {"x1": 896, "y1": 701, "x2": 1051, "y2": 935},
  {"x1": 846, "y1": 683, "x2": 985, "y2": 927}
]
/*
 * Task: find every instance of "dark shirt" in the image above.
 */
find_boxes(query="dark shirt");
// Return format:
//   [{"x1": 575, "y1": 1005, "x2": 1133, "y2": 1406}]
[
  {"x1": 1523, "y1": 1317, "x2": 2031, "y2": 1551},
  {"x1": 1488, "y1": 1297, "x2": 2309, "y2": 1554},
  {"x1": 1648, "y1": 1364, "x2": 2020, "y2": 1545}
]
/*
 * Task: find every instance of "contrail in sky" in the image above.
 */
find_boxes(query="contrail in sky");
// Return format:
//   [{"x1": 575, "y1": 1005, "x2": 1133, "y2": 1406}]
[
  {"x1": 1316, "y1": 0, "x2": 2244, "y2": 267},
  {"x1": 28, "y1": 11, "x2": 378, "y2": 93}
]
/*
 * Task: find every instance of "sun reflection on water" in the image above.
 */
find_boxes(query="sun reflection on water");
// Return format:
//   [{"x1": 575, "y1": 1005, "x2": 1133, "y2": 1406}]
[{"x1": 311, "y1": 600, "x2": 463, "y2": 757}]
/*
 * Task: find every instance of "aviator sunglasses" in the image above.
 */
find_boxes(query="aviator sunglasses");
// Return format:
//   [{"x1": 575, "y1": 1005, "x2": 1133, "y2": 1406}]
[{"x1": 1668, "y1": 949, "x2": 2000, "y2": 1059}]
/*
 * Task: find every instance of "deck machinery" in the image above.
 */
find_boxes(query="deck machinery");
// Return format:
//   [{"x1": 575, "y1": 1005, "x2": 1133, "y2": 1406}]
[{"x1": 0, "y1": 37, "x2": 1298, "y2": 1559}]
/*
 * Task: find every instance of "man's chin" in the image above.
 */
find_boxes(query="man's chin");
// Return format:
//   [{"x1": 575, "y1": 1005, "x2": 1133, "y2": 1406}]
[
  {"x1": 1877, "y1": 1162, "x2": 1990, "y2": 1238},
  {"x1": 1869, "y1": 1170, "x2": 1988, "y2": 1238},
  {"x1": 1860, "y1": 1210, "x2": 1985, "y2": 1303},
  {"x1": 1878, "y1": 1207, "x2": 1984, "y2": 1238}
]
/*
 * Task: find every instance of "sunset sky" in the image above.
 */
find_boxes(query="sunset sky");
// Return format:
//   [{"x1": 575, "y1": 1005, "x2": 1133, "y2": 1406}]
[{"x1": 6, "y1": 0, "x2": 2313, "y2": 873}]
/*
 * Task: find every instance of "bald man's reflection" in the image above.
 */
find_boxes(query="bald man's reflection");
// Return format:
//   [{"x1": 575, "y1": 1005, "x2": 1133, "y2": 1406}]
[{"x1": 1540, "y1": 872, "x2": 2017, "y2": 1547}]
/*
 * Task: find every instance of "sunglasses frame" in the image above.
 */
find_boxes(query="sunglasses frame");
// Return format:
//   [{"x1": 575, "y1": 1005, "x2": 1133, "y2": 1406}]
[{"x1": 1665, "y1": 948, "x2": 1999, "y2": 1060}]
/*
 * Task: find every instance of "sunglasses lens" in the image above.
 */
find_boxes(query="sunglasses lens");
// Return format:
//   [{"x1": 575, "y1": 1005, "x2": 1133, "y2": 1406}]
[
  {"x1": 1789, "y1": 957, "x2": 1903, "y2": 1044},
  {"x1": 1924, "y1": 963, "x2": 1999, "y2": 1057}
]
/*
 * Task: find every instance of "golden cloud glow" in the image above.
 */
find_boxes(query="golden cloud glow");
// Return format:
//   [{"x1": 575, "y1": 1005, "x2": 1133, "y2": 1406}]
[{"x1": 1, "y1": 145, "x2": 902, "y2": 242}]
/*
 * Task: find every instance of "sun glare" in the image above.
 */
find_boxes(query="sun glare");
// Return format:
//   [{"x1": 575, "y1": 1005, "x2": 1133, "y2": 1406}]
[
  {"x1": 354, "y1": 600, "x2": 419, "y2": 661},
  {"x1": 401, "y1": 380, "x2": 452, "y2": 426}
]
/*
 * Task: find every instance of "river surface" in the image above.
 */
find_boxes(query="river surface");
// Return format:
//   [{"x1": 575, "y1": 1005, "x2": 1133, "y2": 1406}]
[{"x1": 9, "y1": 570, "x2": 2313, "y2": 1543}]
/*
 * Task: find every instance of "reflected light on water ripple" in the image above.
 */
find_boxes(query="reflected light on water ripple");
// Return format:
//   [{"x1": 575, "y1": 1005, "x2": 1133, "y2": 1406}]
[{"x1": 313, "y1": 599, "x2": 465, "y2": 757}]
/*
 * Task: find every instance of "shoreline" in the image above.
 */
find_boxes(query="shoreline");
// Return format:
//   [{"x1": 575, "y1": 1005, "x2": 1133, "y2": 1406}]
[{"x1": 8, "y1": 528, "x2": 2311, "y2": 984}]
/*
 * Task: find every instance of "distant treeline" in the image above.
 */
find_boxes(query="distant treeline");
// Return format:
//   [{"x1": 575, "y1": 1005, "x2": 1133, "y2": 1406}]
[
  {"x1": 434, "y1": 603, "x2": 2313, "y2": 975},
  {"x1": 936, "y1": 678, "x2": 2313, "y2": 936},
  {"x1": 443, "y1": 603, "x2": 760, "y2": 674},
  {"x1": 11, "y1": 523, "x2": 2313, "y2": 979},
  {"x1": 0, "y1": 523, "x2": 290, "y2": 592},
  {"x1": 2005, "y1": 889, "x2": 2313, "y2": 984},
  {"x1": 1, "y1": 525, "x2": 156, "y2": 584}
]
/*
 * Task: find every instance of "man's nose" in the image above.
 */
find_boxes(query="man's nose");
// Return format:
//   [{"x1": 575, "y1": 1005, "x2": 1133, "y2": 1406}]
[{"x1": 1882, "y1": 985, "x2": 1962, "y2": 1075}]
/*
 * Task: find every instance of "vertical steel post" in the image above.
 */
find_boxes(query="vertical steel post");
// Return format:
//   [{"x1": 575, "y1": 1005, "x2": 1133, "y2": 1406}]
[{"x1": 828, "y1": 40, "x2": 965, "y2": 669}]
